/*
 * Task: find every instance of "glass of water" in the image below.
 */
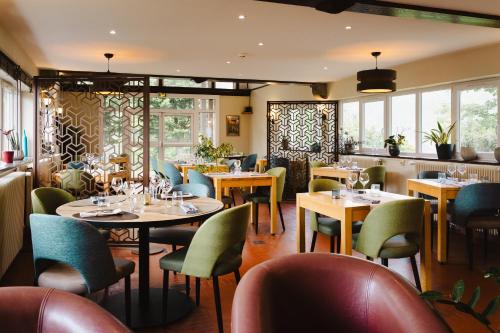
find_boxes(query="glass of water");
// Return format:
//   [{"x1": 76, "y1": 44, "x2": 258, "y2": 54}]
[
  {"x1": 370, "y1": 184, "x2": 381, "y2": 196},
  {"x1": 469, "y1": 173, "x2": 478, "y2": 183},
  {"x1": 457, "y1": 164, "x2": 466, "y2": 181},
  {"x1": 172, "y1": 191, "x2": 183, "y2": 207},
  {"x1": 438, "y1": 172, "x2": 447, "y2": 183},
  {"x1": 447, "y1": 164, "x2": 457, "y2": 181},
  {"x1": 97, "y1": 192, "x2": 109, "y2": 211}
]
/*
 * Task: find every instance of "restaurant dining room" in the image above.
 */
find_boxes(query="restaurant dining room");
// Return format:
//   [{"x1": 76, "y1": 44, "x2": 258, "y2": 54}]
[{"x1": 0, "y1": 0, "x2": 499, "y2": 332}]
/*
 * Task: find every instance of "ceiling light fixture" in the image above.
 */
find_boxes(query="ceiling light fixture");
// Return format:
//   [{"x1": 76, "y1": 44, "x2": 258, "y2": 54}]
[
  {"x1": 104, "y1": 53, "x2": 114, "y2": 73},
  {"x1": 357, "y1": 51, "x2": 396, "y2": 93},
  {"x1": 238, "y1": 14, "x2": 246, "y2": 20},
  {"x1": 258, "y1": 42, "x2": 264, "y2": 46},
  {"x1": 345, "y1": 25, "x2": 352, "y2": 30},
  {"x1": 176, "y1": 69, "x2": 181, "y2": 73},
  {"x1": 226, "y1": 61, "x2": 231, "y2": 64},
  {"x1": 109, "y1": 30, "x2": 116, "y2": 35},
  {"x1": 323, "y1": 66, "x2": 328, "y2": 70}
]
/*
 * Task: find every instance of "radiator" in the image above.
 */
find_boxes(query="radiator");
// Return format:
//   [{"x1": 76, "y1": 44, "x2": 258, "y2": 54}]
[{"x1": 415, "y1": 161, "x2": 500, "y2": 182}]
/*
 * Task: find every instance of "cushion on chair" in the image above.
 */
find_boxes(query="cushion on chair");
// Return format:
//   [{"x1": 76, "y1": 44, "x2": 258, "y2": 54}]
[
  {"x1": 353, "y1": 234, "x2": 419, "y2": 259},
  {"x1": 317, "y1": 217, "x2": 363, "y2": 237},
  {"x1": 150, "y1": 226, "x2": 198, "y2": 246}
]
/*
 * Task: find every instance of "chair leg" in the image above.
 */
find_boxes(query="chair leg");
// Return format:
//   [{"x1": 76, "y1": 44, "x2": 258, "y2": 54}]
[
  {"x1": 483, "y1": 229, "x2": 488, "y2": 259},
  {"x1": 310, "y1": 231, "x2": 317, "y2": 252},
  {"x1": 381, "y1": 258, "x2": 389, "y2": 267},
  {"x1": 330, "y1": 236, "x2": 335, "y2": 253},
  {"x1": 185, "y1": 275, "x2": 190, "y2": 296},
  {"x1": 172, "y1": 245, "x2": 177, "y2": 275},
  {"x1": 336, "y1": 236, "x2": 340, "y2": 254},
  {"x1": 466, "y1": 228, "x2": 474, "y2": 270},
  {"x1": 124, "y1": 275, "x2": 131, "y2": 326},
  {"x1": 234, "y1": 270, "x2": 241, "y2": 284},
  {"x1": 254, "y1": 204, "x2": 259, "y2": 234},
  {"x1": 162, "y1": 270, "x2": 170, "y2": 321},
  {"x1": 366, "y1": 256, "x2": 373, "y2": 261},
  {"x1": 446, "y1": 221, "x2": 451, "y2": 261},
  {"x1": 195, "y1": 277, "x2": 201, "y2": 306},
  {"x1": 410, "y1": 256, "x2": 422, "y2": 292},
  {"x1": 231, "y1": 190, "x2": 236, "y2": 206},
  {"x1": 212, "y1": 276, "x2": 224, "y2": 333},
  {"x1": 278, "y1": 202, "x2": 285, "y2": 231}
]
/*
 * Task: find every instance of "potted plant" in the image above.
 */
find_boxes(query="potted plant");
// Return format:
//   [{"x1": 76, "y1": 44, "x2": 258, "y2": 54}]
[
  {"x1": 460, "y1": 137, "x2": 477, "y2": 162},
  {"x1": 194, "y1": 134, "x2": 233, "y2": 167},
  {"x1": 384, "y1": 134, "x2": 405, "y2": 157},
  {"x1": 1, "y1": 129, "x2": 20, "y2": 163},
  {"x1": 422, "y1": 122, "x2": 456, "y2": 160},
  {"x1": 494, "y1": 146, "x2": 500, "y2": 163},
  {"x1": 339, "y1": 129, "x2": 360, "y2": 155}
]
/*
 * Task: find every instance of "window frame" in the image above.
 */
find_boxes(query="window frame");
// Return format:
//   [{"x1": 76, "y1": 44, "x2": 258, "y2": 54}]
[{"x1": 360, "y1": 96, "x2": 387, "y2": 154}]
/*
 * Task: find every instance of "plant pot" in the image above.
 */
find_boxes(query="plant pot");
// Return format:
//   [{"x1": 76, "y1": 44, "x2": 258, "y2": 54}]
[
  {"x1": 436, "y1": 144, "x2": 454, "y2": 160},
  {"x1": 388, "y1": 144, "x2": 400, "y2": 157},
  {"x1": 13, "y1": 150, "x2": 24, "y2": 161},
  {"x1": 2, "y1": 151, "x2": 14, "y2": 163},
  {"x1": 494, "y1": 147, "x2": 500, "y2": 163},
  {"x1": 344, "y1": 143, "x2": 354, "y2": 155},
  {"x1": 460, "y1": 147, "x2": 477, "y2": 161}
]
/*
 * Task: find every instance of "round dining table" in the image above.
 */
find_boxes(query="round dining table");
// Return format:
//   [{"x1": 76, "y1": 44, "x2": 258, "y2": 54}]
[{"x1": 56, "y1": 195, "x2": 224, "y2": 328}]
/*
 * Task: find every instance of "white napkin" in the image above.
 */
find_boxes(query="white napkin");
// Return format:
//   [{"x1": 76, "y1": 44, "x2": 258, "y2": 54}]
[
  {"x1": 79, "y1": 208, "x2": 123, "y2": 218},
  {"x1": 180, "y1": 203, "x2": 199, "y2": 214},
  {"x1": 352, "y1": 196, "x2": 381, "y2": 204}
]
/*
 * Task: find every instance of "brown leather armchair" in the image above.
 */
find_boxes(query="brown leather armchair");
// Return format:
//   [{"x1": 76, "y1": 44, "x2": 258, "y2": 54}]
[
  {"x1": 0, "y1": 287, "x2": 131, "y2": 333},
  {"x1": 232, "y1": 254, "x2": 450, "y2": 333}
]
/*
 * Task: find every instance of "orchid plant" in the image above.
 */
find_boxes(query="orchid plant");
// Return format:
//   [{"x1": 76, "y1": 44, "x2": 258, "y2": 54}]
[{"x1": 0, "y1": 129, "x2": 20, "y2": 151}]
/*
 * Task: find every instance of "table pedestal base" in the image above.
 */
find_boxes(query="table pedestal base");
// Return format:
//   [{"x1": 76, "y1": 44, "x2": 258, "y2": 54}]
[{"x1": 103, "y1": 288, "x2": 194, "y2": 329}]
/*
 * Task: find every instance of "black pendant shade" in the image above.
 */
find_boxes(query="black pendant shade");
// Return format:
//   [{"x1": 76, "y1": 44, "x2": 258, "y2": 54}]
[{"x1": 357, "y1": 52, "x2": 396, "y2": 93}]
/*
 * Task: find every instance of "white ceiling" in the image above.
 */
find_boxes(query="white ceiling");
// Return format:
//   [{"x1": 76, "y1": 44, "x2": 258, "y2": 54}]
[{"x1": 1, "y1": 0, "x2": 500, "y2": 82}]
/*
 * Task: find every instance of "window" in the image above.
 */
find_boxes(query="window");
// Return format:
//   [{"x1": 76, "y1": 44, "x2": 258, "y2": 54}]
[
  {"x1": 459, "y1": 86, "x2": 498, "y2": 153},
  {"x1": 362, "y1": 100, "x2": 384, "y2": 149},
  {"x1": 390, "y1": 94, "x2": 416, "y2": 152},
  {"x1": 421, "y1": 89, "x2": 451, "y2": 154},
  {"x1": 341, "y1": 101, "x2": 359, "y2": 142},
  {"x1": 214, "y1": 81, "x2": 235, "y2": 89},
  {"x1": 1, "y1": 82, "x2": 17, "y2": 151}
]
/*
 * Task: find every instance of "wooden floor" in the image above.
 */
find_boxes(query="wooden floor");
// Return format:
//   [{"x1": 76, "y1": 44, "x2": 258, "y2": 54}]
[{"x1": 2, "y1": 197, "x2": 500, "y2": 332}]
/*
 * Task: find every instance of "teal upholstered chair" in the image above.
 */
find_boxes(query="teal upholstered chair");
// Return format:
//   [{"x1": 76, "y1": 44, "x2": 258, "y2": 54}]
[
  {"x1": 188, "y1": 169, "x2": 233, "y2": 207},
  {"x1": 163, "y1": 162, "x2": 183, "y2": 186},
  {"x1": 309, "y1": 179, "x2": 362, "y2": 253},
  {"x1": 355, "y1": 166, "x2": 386, "y2": 190},
  {"x1": 31, "y1": 187, "x2": 110, "y2": 240},
  {"x1": 160, "y1": 203, "x2": 251, "y2": 333},
  {"x1": 30, "y1": 214, "x2": 135, "y2": 325},
  {"x1": 354, "y1": 199, "x2": 424, "y2": 291},
  {"x1": 151, "y1": 157, "x2": 160, "y2": 174},
  {"x1": 242, "y1": 167, "x2": 286, "y2": 233},
  {"x1": 241, "y1": 154, "x2": 257, "y2": 172},
  {"x1": 448, "y1": 183, "x2": 500, "y2": 269}
]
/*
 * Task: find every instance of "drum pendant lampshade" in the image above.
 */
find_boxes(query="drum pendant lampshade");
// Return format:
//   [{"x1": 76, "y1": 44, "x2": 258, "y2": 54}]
[{"x1": 357, "y1": 52, "x2": 396, "y2": 93}]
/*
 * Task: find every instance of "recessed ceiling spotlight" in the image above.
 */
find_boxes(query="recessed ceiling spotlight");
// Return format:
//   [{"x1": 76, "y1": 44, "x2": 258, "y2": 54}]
[
  {"x1": 226, "y1": 61, "x2": 231, "y2": 64},
  {"x1": 323, "y1": 66, "x2": 328, "y2": 70},
  {"x1": 345, "y1": 26, "x2": 352, "y2": 30},
  {"x1": 238, "y1": 14, "x2": 246, "y2": 20},
  {"x1": 258, "y1": 42, "x2": 264, "y2": 46},
  {"x1": 109, "y1": 30, "x2": 116, "y2": 35},
  {"x1": 176, "y1": 69, "x2": 181, "y2": 73}
]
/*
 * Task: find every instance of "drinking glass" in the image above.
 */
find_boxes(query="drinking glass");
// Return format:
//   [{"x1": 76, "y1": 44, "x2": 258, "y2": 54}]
[
  {"x1": 161, "y1": 179, "x2": 173, "y2": 207},
  {"x1": 447, "y1": 164, "x2": 457, "y2": 181},
  {"x1": 359, "y1": 172, "x2": 369, "y2": 189},
  {"x1": 122, "y1": 181, "x2": 132, "y2": 197},
  {"x1": 111, "y1": 177, "x2": 123, "y2": 195},
  {"x1": 97, "y1": 192, "x2": 108, "y2": 211},
  {"x1": 370, "y1": 184, "x2": 381, "y2": 197},
  {"x1": 469, "y1": 173, "x2": 478, "y2": 183},
  {"x1": 234, "y1": 160, "x2": 241, "y2": 169},
  {"x1": 150, "y1": 175, "x2": 160, "y2": 201},
  {"x1": 438, "y1": 172, "x2": 447, "y2": 183},
  {"x1": 348, "y1": 172, "x2": 358, "y2": 192},
  {"x1": 352, "y1": 161, "x2": 358, "y2": 169},
  {"x1": 457, "y1": 164, "x2": 466, "y2": 181},
  {"x1": 134, "y1": 194, "x2": 145, "y2": 213},
  {"x1": 346, "y1": 156, "x2": 353, "y2": 168},
  {"x1": 172, "y1": 190, "x2": 183, "y2": 207}
]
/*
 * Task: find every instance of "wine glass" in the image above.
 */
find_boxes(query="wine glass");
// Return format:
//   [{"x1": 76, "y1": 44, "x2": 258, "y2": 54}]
[
  {"x1": 346, "y1": 156, "x2": 353, "y2": 168},
  {"x1": 348, "y1": 172, "x2": 358, "y2": 192},
  {"x1": 150, "y1": 174, "x2": 160, "y2": 201},
  {"x1": 447, "y1": 164, "x2": 457, "y2": 181},
  {"x1": 457, "y1": 164, "x2": 466, "y2": 181},
  {"x1": 122, "y1": 181, "x2": 132, "y2": 198},
  {"x1": 160, "y1": 179, "x2": 173, "y2": 207},
  {"x1": 359, "y1": 172, "x2": 370, "y2": 189},
  {"x1": 97, "y1": 192, "x2": 109, "y2": 211},
  {"x1": 111, "y1": 177, "x2": 123, "y2": 195}
]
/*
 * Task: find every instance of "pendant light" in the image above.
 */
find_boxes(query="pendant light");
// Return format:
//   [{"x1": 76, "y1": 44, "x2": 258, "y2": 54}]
[{"x1": 357, "y1": 52, "x2": 396, "y2": 93}]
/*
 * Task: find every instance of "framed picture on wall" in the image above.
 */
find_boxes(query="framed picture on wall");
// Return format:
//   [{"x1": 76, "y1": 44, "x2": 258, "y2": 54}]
[{"x1": 226, "y1": 115, "x2": 240, "y2": 136}]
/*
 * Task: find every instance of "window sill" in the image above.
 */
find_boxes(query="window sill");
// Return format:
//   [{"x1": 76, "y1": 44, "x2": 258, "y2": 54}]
[{"x1": 350, "y1": 153, "x2": 500, "y2": 166}]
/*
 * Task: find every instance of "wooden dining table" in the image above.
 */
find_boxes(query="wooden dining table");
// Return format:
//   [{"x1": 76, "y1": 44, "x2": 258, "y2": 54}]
[
  {"x1": 407, "y1": 178, "x2": 461, "y2": 264},
  {"x1": 207, "y1": 172, "x2": 278, "y2": 234},
  {"x1": 310, "y1": 166, "x2": 361, "y2": 181},
  {"x1": 296, "y1": 189, "x2": 432, "y2": 290},
  {"x1": 177, "y1": 164, "x2": 229, "y2": 183},
  {"x1": 56, "y1": 195, "x2": 224, "y2": 328}
]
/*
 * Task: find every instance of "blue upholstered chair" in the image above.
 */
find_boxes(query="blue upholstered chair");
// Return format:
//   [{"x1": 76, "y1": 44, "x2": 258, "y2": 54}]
[
  {"x1": 188, "y1": 169, "x2": 233, "y2": 207},
  {"x1": 163, "y1": 162, "x2": 183, "y2": 186},
  {"x1": 30, "y1": 214, "x2": 135, "y2": 325},
  {"x1": 241, "y1": 154, "x2": 257, "y2": 172}
]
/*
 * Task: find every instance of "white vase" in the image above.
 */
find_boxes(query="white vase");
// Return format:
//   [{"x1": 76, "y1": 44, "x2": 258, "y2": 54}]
[
  {"x1": 460, "y1": 147, "x2": 476, "y2": 161},
  {"x1": 494, "y1": 147, "x2": 500, "y2": 163}
]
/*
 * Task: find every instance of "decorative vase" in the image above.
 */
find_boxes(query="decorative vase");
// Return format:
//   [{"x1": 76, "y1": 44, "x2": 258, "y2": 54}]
[
  {"x1": 494, "y1": 147, "x2": 500, "y2": 163},
  {"x1": 344, "y1": 143, "x2": 354, "y2": 155},
  {"x1": 460, "y1": 147, "x2": 477, "y2": 161},
  {"x1": 2, "y1": 151, "x2": 14, "y2": 163},
  {"x1": 388, "y1": 144, "x2": 400, "y2": 157},
  {"x1": 13, "y1": 150, "x2": 24, "y2": 161},
  {"x1": 436, "y1": 144, "x2": 454, "y2": 160}
]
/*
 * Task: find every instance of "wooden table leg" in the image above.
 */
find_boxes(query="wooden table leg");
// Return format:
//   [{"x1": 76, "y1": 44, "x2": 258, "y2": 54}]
[
  {"x1": 340, "y1": 208, "x2": 353, "y2": 255},
  {"x1": 214, "y1": 178, "x2": 222, "y2": 201},
  {"x1": 250, "y1": 186, "x2": 256, "y2": 224},
  {"x1": 270, "y1": 176, "x2": 277, "y2": 235},
  {"x1": 437, "y1": 194, "x2": 448, "y2": 263},
  {"x1": 183, "y1": 168, "x2": 188, "y2": 184},
  {"x1": 421, "y1": 201, "x2": 432, "y2": 291},
  {"x1": 296, "y1": 196, "x2": 305, "y2": 253}
]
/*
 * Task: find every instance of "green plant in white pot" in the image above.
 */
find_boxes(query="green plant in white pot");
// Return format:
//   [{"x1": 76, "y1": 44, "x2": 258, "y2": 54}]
[{"x1": 422, "y1": 122, "x2": 456, "y2": 160}]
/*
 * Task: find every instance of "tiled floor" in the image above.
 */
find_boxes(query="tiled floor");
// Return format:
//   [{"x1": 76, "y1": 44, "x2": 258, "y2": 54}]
[{"x1": 2, "y1": 198, "x2": 500, "y2": 332}]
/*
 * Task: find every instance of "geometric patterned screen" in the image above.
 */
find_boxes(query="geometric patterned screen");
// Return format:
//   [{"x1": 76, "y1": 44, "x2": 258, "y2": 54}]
[
  {"x1": 267, "y1": 101, "x2": 338, "y2": 198},
  {"x1": 35, "y1": 75, "x2": 147, "y2": 243}
]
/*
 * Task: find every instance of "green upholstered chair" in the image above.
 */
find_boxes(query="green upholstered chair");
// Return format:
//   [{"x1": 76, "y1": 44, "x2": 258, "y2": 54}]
[
  {"x1": 241, "y1": 154, "x2": 257, "y2": 172},
  {"x1": 448, "y1": 183, "x2": 500, "y2": 269},
  {"x1": 417, "y1": 171, "x2": 442, "y2": 250},
  {"x1": 355, "y1": 166, "x2": 386, "y2": 190},
  {"x1": 188, "y1": 169, "x2": 233, "y2": 207},
  {"x1": 150, "y1": 183, "x2": 211, "y2": 250},
  {"x1": 31, "y1": 187, "x2": 110, "y2": 240},
  {"x1": 309, "y1": 179, "x2": 362, "y2": 253},
  {"x1": 310, "y1": 160, "x2": 327, "y2": 168},
  {"x1": 160, "y1": 203, "x2": 251, "y2": 333},
  {"x1": 241, "y1": 167, "x2": 286, "y2": 234},
  {"x1": 163, "y1": 162, "x2": 183, "y2": 186},
  {"x1": 353, "y1": 199, "x2": 424, "y2": 291},
  {"x1": 30, "y1": 214, "x2": 135, "y2": 325}
]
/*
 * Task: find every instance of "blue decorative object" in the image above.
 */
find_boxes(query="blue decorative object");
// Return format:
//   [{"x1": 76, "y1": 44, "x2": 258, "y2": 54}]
[{"x1": 22, "y1": 129, "x2": 28, "y2": 157}]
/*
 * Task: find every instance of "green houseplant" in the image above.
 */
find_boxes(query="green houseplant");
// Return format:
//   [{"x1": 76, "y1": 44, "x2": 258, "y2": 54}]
[
  {"x1": 384, "y1": 134, "x2": 405, "y2": 157},
  {"x1": 422, "y1": 121, "x2": 456, "y2": 160},
  {"x1": 194, "y1": 134, "x2": 233, "y2": 165},
  {"x1": 1, "y1": 129, "x2": 20, "y2": 163}
]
